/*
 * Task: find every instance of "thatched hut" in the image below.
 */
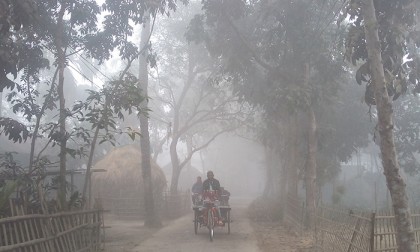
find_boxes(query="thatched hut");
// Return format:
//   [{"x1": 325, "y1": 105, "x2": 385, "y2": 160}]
[{"x1": 92, "y1": 145, "x2": 167, "y2": 217}]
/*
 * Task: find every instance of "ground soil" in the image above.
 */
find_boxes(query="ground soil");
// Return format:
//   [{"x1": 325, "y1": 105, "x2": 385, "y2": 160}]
[
  {"x1": 101, "y1": 197, "x2": 314, "y2": 252},
  {"x1": 102, "y1": 215, "x2": 159, "y2": 252},
  {"x1": 251, "y1": 220, "x2": 314, "y2": 252}
]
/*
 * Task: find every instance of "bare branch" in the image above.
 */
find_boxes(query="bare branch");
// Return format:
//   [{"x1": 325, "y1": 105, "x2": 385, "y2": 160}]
[{"x1": 178, "y1": 127, "x2": 237, "y2": 170}]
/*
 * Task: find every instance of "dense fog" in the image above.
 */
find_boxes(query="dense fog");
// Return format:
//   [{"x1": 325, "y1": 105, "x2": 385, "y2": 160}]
[{"x1": 0, "y1": 2, "x2": 420, "y2": 249}]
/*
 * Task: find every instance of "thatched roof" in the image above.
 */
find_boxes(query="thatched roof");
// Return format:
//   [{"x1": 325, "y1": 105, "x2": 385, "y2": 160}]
[{"x1": 92, "y1": 145, "x2": 166, "y2": 197}]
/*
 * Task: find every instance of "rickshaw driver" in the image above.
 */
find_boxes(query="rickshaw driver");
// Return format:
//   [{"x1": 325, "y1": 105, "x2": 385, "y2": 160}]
[
  {"x1": 202, "y1": 171, "x2": 220, "y2": 192},
  {"x1": 202, "y1": 171, "x2": 224, "y2": 224}
]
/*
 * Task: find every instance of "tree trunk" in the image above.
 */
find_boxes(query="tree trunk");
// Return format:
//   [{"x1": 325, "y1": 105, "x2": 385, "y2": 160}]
[
  {"x1": 82, "y1": 125, "x2": 100, "y2": 208},
  {"x1": 287, "y1": 115, "x2": 299, "y2": 198},
  {"x1": 152, "y1": 127, "x2": 167, "y2": 163},
  {"x1": 263, "y1": 147, "x2": 275, "y2": 196},
  {"x1": 139, "y1": 15, "x2": 161, "y2": 228},
  {"x1": 29, "y1": 69, "x2": 58, "y2": 175},
  {"x1": 305, "y1": 106, "x2": 317, "y2": 228},
  {"x1": 169, "y1": 45, "x2": 195, "y2": 193},
  {"x1": 55, "y1": 3, "x2": 68, "y2": 210},
  {"x1": 170, "y1": 166, "x2": 182, "y2": 194},
  {"x1": 185, "y1": 134, "x2": 193, "y2": 170},
  {"x1": 57, "y1": 54, "x2": 67, "y2": 210},
  {"x1": 362, "y1": 0, "x2": 415, "y2": 251},
  {"x1": 0, "y1": 92, "x2": 2, "y2": 117},
  {"x1": 168, "y1": 133, "x2": 205, "y2": 194},
  {"x1": 169, "y1": 138, "x2": 181, "y2": 194},
  {"x1": 280, "y1": 158, "x2": 288, "y2": 205}
]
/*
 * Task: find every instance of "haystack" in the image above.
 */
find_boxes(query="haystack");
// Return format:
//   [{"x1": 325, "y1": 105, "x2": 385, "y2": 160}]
[{"x1": 92, "y1": 145, "x2": 166, "y2": 201}]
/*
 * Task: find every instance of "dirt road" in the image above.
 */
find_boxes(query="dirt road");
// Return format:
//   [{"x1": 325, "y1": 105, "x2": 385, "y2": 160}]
[
  {"x1": 103, "y1": 197, "x2": 260, "y2": 252},
  {"x1": 131, "y1": 207, "x2": 259, "y2": 252}
]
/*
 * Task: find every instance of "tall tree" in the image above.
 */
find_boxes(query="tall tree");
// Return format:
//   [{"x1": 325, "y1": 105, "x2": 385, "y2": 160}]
[
  {"x1": 99, "y1": 0, "x2": 188, "y2": 226},
  {"x1": 138, "y1": 15, "x2": 161, "y2": 227},
  {"x1": 54, "y1": 0, "x2": 68, "y2": 208},
  {"x1": 187, "y1": 0, "x2": 349, "y2": 226},
  {"x1": 1, "y1": 0, "x2": 188, "y2": 211},
  {"x1": 363, "y1": 2, "x2": 414, "y2": 249},
  {"x1": 1, "y1": 0, "x2": 103, "y2": 208},
  {"x1": 344, "y1": 0, "x2": 420, "y2": 250},
  {"x1": 148, "y1": 4, "x2": 250, "y2": 193},
  {"x1": 0, "y1": 92, "x2": 2, "y2": 116}
]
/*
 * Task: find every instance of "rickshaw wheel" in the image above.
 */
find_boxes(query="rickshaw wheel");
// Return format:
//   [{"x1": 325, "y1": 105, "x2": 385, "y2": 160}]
[
  {"x1": 208, "y1": 209, "x2": 214, "y2": 242},
  {"x1": 227, "y1": 210, "x2": 231, "y2": 234},
  {"x1": 194, "y1": 210, "x2": 199, "y2": 234}
]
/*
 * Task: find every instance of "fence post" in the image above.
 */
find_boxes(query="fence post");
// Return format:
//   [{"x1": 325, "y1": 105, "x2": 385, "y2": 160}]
[
  {"x1": 347, "y1": 217, "x2": 362, "y2": 252},
  {"x1": 302, "y1": 201, "x2": 307, "y2": 229},
  {"x1": 370, "y1": 212, "x2": 376, "y2": 252},
  {"x1": 319, "y1": 206, "x2": 324, "y2": 252}
]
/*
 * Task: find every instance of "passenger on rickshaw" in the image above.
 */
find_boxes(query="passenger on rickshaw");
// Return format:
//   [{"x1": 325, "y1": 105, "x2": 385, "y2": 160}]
[
  {"x1": 191, "y1": 176, "x2": 203, "y2": 205},
  {"x1": 219, "y1": 187, "x2": 230, "y2": 205},
  {"x1": 219, "y1": 187, "x2": 230, "y2": 221}
]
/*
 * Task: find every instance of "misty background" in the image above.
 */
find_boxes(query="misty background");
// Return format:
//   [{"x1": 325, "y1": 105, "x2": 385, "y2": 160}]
[{"x1": 0, "y1": 0, "x2": 420, "y2": 218}]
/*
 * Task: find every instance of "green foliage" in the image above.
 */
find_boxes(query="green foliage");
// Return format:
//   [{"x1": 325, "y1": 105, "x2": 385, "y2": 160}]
[
  {"x1": 1, "y1": 0, "x2": 189, "y2": 150},
  {"x1": 343, "y1": 0, "x2": 420, "y2": 104},
  {"x1": 0, "y1": 152, "x2": 25, "y2": 177},
  {"x1": 0, "y1": 152, "x2": 44, "y2": 214},
  {"x1": 187, "y1": 0, "x2": 346, "y2": 115},
  {"x1": 393, "y1": 96, "x2": 420, "y2": 174},
  {"x1": 67, "y1": 191, "x2": 82, "y2": 210},
  {"x1": 6, "y1": 82, "x2": 42, "y2": 121},
  {"x1": 342, "y1": 0, "x2": 420, "y2": 175},
  {"x1": 188, "y1": 0, "x2": 365, "y2": 183},
  {"x1": 0, "y1": 0, "x2": 43, "y2": 91},
  {"x1": 87, "y1": 0, "x2": 188, "y2": 63},
  {"x1": 0, "y1": 117, "x2": 30, "y2": 143},
  {"x1": 0, "y1": 180, "x2": 19, "y2": 213},
  {"x1": 70, "y1": 74, "x2": 146, "y2": 147}
]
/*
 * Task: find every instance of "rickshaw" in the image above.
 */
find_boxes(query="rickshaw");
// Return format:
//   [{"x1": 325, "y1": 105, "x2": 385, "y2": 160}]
[{"x1": 192, "y1": 190, "x2": 231, "y2": 241}]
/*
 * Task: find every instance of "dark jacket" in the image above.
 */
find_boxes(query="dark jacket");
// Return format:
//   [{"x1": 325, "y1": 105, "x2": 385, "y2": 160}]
[{"x1": 202, "y1": 178, "x2": 220, "y2": 191}]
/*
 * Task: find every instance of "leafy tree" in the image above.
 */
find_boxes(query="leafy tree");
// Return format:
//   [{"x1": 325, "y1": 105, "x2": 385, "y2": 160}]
[
  {"x1": 0, "y1": 0, "x2": 108, "y2": 208},
  {"x1": 187, "y1": 0, "x2": 358, "y2": 227},
  {"x1": 393, "y1": 96, "x2": 420, "y2": 175},
  {"x1": 1, "y1": 0, "x2": 188, "y2": 216},
  {"x1": 0, "y1": 0, "x2": 48, "y2": 144},
  {"x1": 0, "y1": 0, "x2": 106, "y2": 208},
  {"x1": 343, "y1": 0, "x2": 420, "y2": 250},
  {"x1": 137, "y1": 13, "x2": 162, "y2": 227},
  {"x1": 146, "y1": 3, "x2": 252, "y2": 194},
  {"x1": 77, "y1": 74, "x2": 145, "y2": 208},
  {"x1": 0, "y1": 152, "x2": 46, "y2": 215},
  {"x1": 100, "y1": 0, "x2": 189, "y2": 226},
  {"x1": 0, "y1": 0, "x2": 40, "y2": 91}
]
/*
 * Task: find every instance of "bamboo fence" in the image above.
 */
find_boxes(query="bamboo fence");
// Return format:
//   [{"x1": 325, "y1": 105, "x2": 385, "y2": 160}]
[
  {"x1": 286, "y1": 196, "x2": 420, "y2": 252},
  {"x1": 314, "y1": 206, "x2": 373, "y2": 252},
  {"x1": 0, "y1": 210, "x2": 103, "y2": 252},
  {"x1": 285, "y1": 194, "x2": 306, "y2": 233},
  {"x1": 373, "y1": 209, "x2": 420, "y2": 252}
]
